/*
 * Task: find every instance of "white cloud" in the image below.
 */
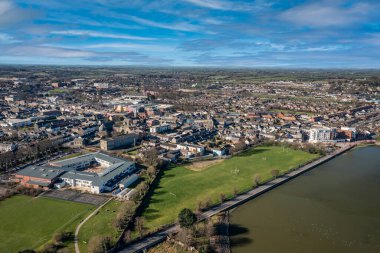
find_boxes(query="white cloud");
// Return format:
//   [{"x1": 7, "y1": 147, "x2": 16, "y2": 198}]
[
  {"x1": 303, "y1": 46, "x2": 345, "y2": 52},
  {"x1": 4, "y1": 45, "x2": 94, "y2": 58},
  {"x1": 203, "y1": 18, "x2": 224, "y2": 25},
  {"x1": 362, "y1": 34, "x2": 380, "y2": 46},
  {"x1": 84, "y1": 43, "x2": 173, "y2": 52},
  {"x1": 0, "y1": 33, "x2": 19, "y2": 43},
  {"x1": 51, "y1": 30, "x2": 155, "y2": 41},
  {"x1": 280, "y1": 2, "x2": 372, "y2": 27},
  {"x1": 1, "y1": 44, "x2": 173, "y2": 64},
  {"x1": 0, "y1": 0, "x2": 37, "y2": 26},
  {"x1": 0, "y1": 0, "x2": 12, "y2": 15},
  {"x1": 182, "y1": 0, "x2": 264, "y2": 11},
  {"x1": 125, "y1": 15, "x2": 201, "y2": 32},
  {"x1": 183, "y1": 0, "x2": 237, "y2": 10}
]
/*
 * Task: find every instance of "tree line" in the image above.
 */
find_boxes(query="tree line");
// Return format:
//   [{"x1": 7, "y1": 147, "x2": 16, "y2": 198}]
[{"x1": 0, "y1": 138, "x2": 63, "y2": 173}]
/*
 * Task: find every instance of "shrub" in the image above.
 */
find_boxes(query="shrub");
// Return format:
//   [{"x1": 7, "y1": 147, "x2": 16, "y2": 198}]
[
  {"x1": 271, "y1": 169, "x2": 280, "y2": 178},
  {"x1": 87, "y1": 236, "x2": 112, "y2": 253},
  {"x1": 178, "y1": 208, "x2": 197, "y2": 228}
]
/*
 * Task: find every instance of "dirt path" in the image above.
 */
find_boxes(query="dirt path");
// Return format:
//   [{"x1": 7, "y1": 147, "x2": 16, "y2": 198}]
[
  {"x1": 185, "y1": 159, "x2": 224, "y2": 171},
  {"x1": 74, "y1": 197, "x2": 113, "y2": 253}
]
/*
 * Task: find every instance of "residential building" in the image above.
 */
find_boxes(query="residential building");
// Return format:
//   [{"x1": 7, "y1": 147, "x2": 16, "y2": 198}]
[
  {"x1": 7, "y1": 118, "x2": 32, "y2": 128},
  {"x1": 308, "y1": 127, "x2": 336, "y2": 143},
  {"x1": 150, "y1": 124, "x2": 171, "y2": 133},
  {"x1": 100, "y1": 133, "x2": 140, "y2": 151}
]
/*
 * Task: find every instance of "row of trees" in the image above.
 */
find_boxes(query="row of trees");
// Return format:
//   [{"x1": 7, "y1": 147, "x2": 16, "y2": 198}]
[
  {"x1": 113, "y1": 203, "x2": 137, "y2": 231},
  {"x1": 87, "y1": 236, "x2": 112, "y2": 253},
  {"x1": 0, "y1": 138, "x2": 62, "y2": 173},
  {"x1": 0, "y1": 184, "x2": 43, "y2": 202},
  {"x1": 261, "y1": 139, "x2": 327, "y2": 155},
  {"x1": 139, "y1": 147, "x2": 167, "y2": 170},
  {"x1": 87, "y1": 202, "x2": 139, "y2": 253},
  {"x1": 90, "y1": 162, "x2": 165, "y2": 252}
]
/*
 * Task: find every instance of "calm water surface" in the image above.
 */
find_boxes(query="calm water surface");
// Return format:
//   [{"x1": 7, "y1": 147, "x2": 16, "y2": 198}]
[{"x1": 230, "y1": 146, "x2": 380, "y2": 253}]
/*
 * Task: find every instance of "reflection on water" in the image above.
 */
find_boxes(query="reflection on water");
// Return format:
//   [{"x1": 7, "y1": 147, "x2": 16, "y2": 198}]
[{"x1": 230, "y1": 146, "x2": 380, "y2": 253}]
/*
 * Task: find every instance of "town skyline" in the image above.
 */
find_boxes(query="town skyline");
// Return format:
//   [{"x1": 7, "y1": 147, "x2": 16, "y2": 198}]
[
  {"x1": 1, "y1": 0, "x2": 380, "y2": 67},
  {"x1": 0, "y1": 1, "x2": 380, "y2": 253}
]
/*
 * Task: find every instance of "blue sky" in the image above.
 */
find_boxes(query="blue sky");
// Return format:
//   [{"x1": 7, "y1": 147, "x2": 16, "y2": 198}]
[{"x1": 0, "y1": 0, "x2": 380, "y2": 68}]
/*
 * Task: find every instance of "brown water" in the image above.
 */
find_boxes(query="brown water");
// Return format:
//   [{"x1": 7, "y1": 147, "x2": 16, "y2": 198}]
[{"x1": 230, "y1": 146, "x2": 380, "y2": 253}]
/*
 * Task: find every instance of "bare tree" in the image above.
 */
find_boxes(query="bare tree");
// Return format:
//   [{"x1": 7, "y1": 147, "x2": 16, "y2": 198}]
[
  {"x1": 231, "y1": 140, "x2": 246, "y2": 154},
  {"x1": 135, "y1": 216, "x2": 146, "y2": 237},
  {"x1": 271, "y1": 169, "x2": 280, "y2": 178},
  {"x1": 233, "y1": 187, "x2": 239, "y2": 197},
  {"x1": 143, "y1": 148, "x2": 160, "y2": 167},
  {"x1": 87, "y1": 236, "x2": 111, "y2": 253},
  {"x1": 219, "y1": 193, "x2": 226, "y2": 203},
  {"x1": 253, "y1": 174, "x2": 261, "y2": 187}
]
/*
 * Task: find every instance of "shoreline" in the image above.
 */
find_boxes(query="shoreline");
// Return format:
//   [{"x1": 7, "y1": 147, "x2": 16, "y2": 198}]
[
  {"x1": 119, "y1": 144, "x2": 356, "y2": 253},
  {"x1": 197, "y1": 144, "x2": 355, "y2": 220},
  {"x1": 227, "y1": 144, "x2": 380, "y2": 253},
  {"x1": 352, "y1": 141, "x2": 380, "y2": 148}
]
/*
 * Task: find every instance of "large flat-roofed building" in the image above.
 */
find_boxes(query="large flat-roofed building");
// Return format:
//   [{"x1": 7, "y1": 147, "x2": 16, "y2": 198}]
[
  {"x1": 15, "y1": 152, "x2": 136, "y2": 194},
  {"x1": 337, "y1": 127, "x2": 356, "y2": 141},
  {"x1": 7, "y1": 118, "x2": 32, "y2": 128},
  {"x1": 15, "y1": 166, "x2": 65, "y2": 189},
  {"x1": 308, "y1": 127, "x2": 336, "y2": 143},
  {"x1": 100, "y1": 133, "x2": 140, "y2": 151},
  {"x1": 0, "y1": 143, "x2": 18, "y2": 153},
  {"x1": 52, "y1": 153, "x2": 136, "y2": 194}
]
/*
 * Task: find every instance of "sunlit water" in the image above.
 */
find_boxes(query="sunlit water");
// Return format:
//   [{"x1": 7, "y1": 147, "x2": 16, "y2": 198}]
[{"x1": 230, "y1": 146, "x2": 380, "y2": 253}]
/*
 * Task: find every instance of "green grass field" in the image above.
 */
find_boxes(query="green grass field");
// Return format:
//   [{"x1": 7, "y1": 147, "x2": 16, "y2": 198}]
[
  {"x1": 78, "y1": 200, "x2": 124, "y2": 253},
  {"x1": 0, "y1": 195, "x2": 94, "y2": 253},
  {"x1": 142, "y1": 146, "x2": 319, "y2": 230}
]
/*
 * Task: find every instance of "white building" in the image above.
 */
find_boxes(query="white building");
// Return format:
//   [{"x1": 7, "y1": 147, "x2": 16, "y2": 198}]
[
  {"x1": 50, "y1": 152, "x2": 136, "y2": 194},
  {"x1": 308, "y1": 127, "x2": 336, "y2": 143},
  {"x1": 7, "y1": 118, "x2": 32, "y2": 128},
  {"x1": 94, "y1": 82, "x2": 110, "y2": 89},
  {"x1": 150, "y1": 124, "x2": 171, "y2": 134},
  {"x1": 176, "y1": 143, "x2": 205, "y2": 157},
  {"x1": 0, "y1": 143, "x2": 18, "y2": 153}
]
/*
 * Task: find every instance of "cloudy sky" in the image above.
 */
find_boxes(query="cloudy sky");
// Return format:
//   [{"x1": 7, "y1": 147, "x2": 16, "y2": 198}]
[{"x1": 0, "y1": 0, "x2": 380, "y2": 67}]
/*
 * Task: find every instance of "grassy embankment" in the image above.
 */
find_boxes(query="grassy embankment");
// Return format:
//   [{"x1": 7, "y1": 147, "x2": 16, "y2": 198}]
[
  {"x1": 0, "y1": 195, "x2": 94, "y2": 252},
  {"x1": 142, "y1": 146, "x2": 319, "y2": 230},
  {"x1": 77, "y1": 200, "x2": 127, "y2": 253}
]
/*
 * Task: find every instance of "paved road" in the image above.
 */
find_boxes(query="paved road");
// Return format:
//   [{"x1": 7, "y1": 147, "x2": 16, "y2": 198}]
[
  {"x1": 119, "y1": 226, "x2": 179, "y2": 253},
  {"x1": 118, "y1": 144, "x2": 355, "y2": 253}
]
